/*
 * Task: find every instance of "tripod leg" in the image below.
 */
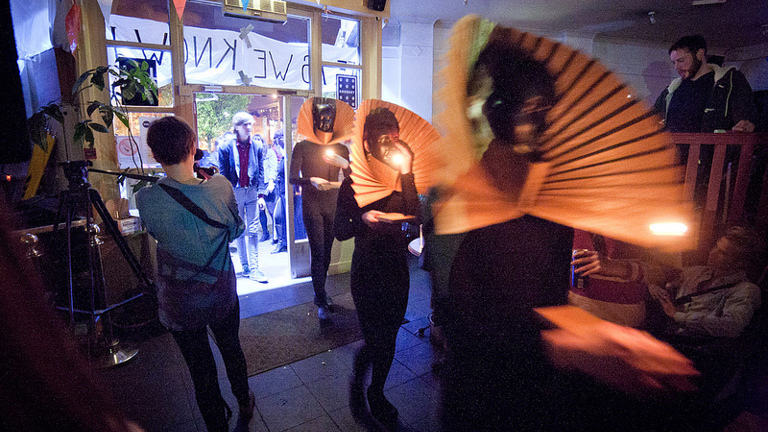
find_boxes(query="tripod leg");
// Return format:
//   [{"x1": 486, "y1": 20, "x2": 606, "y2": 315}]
[{"x1": 88, "y1": 189, "x2": 155, "y2": 292}]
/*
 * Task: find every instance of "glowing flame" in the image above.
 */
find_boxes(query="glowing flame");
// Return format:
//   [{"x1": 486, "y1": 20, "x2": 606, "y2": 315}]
[
  {"x1": 325, "y1": 149, "x2": 335, "y2": 157},
  {"x1": 391, "y1": 153, "x2": 404, "y2": 166},
  {"x1": 649, "y1": 222, "x2": 688, "y2": 236}
]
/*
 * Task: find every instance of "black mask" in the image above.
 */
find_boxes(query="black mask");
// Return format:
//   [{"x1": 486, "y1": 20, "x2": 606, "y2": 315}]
[{"x1": 312, "y1": 99, "x2": 336, "y2": 133}]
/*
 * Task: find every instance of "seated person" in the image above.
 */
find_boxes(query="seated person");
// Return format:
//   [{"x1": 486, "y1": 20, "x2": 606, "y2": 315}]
[
  {"x1": 569, "y1": 230, "x2": 657, "y2": 328},
  {"x1": 574, "y1": 225, "x2": 766, "y2": 400}
]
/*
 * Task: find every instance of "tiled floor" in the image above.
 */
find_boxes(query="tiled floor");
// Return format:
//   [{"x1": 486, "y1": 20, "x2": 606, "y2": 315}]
[
  {"x1": 97, "y1": 247, "x2": 768, "y2": 432},
  {"x1": 101, "y1": 256, "x2": 441, "y2": 432}
]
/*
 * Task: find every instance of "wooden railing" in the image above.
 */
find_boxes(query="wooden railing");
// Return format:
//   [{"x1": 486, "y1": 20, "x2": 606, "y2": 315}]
[{"x1": 670, "y1": 132, "x2": 768, "y2": 261}]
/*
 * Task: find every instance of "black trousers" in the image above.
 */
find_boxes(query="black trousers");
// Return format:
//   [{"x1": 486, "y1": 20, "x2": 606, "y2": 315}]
[
  {"x1": 302, "y1": 192, "x2": 337, "y2": 306},
  {"x1": 350, "y1": 249, "x2": 409, "y2": 392},
  {"x1": 170, "y1": 303, "x2": 250, "y2": 432}
]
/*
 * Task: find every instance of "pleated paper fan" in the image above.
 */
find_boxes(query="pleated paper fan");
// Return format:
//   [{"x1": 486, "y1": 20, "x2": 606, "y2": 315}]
[
  {"x1": 296, "y1": 98, "x2": 355, "y2": 145},
  {"x1": 433, "y1": 15, "x2": 694, "y2": 250},
  {"x1": 350, "y1": 100, "x2": 443, "y2": 208}
]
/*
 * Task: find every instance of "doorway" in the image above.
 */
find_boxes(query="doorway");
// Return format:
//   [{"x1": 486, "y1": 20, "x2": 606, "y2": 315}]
[{"x1": 194, "y1": 92, "x2": 310, "y2": 295}]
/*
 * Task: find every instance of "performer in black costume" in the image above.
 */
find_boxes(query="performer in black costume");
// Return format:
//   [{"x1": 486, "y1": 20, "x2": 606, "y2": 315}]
[
  {"x1": 432, "y1": 17, "x2": 700, "y2": 432},
  {"x1": 335, "y1": 107, "x2": 421, "y2": 427},
  {"x1": 290, "y1": 98, "x2": 352, "y2": 322}
]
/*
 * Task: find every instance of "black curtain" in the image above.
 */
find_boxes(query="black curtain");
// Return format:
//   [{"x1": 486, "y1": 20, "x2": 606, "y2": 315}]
[{"x1": 0, "y1": 0, "x2": 32, "y2": 164}]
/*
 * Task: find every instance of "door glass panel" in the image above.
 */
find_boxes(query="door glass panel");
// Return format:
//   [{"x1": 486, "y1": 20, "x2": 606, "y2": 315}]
[
  {"x1": 289, "y1": 96, "x2": 308, "y2": 241},
  {"x1": 183, "y1": 1, "x2": 310, "y2": 90},
  {"x1": 107, "y1": 0, "x2": 170, "y2": 43},
  {"x1": 321, "y1": 15, "x2": 360, "y2": 66}
]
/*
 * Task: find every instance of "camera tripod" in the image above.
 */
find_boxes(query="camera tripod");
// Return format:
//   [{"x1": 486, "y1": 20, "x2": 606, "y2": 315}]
[{"x1": 54, "y1": 160, "x2": 155, "y2": 368}]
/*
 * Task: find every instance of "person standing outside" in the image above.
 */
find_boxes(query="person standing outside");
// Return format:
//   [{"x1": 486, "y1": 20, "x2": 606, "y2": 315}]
[
  {"x1": 136, "y1": 116, "x2": 254, "y2": 432},
  {"x1": 215, "y1": 112, "x2": 268, "y2": 283},
  {"x1": 258, "y1": 128, "x2": 279, "y2": 243}
]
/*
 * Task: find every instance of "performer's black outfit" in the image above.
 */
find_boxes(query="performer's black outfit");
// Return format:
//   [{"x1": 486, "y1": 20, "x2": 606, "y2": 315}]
[
  {"x1": 334, "y1": 172, "x2": 421, "y2": 422},
  {"x1": 289, "y1": 140, "x2": 350, "y2": 307}
]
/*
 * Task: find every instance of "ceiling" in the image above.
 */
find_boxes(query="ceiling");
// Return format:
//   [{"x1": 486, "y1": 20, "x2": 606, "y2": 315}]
[{"x1": 389, "y1": 0, "x2": 768, "y2": 51}]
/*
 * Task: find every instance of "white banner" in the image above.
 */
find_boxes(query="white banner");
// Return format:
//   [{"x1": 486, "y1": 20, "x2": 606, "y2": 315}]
[{"x1": 107, "y1": 15, "x2": 358, "y2": 90}]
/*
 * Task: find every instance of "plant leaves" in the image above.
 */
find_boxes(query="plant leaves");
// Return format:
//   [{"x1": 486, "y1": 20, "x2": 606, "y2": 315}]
[
  {"x1": 89, "y1": 122, "x2": 110, "y2": 133},
  {"x1": 100, "y1": 106, "x2": 114, "y2": 128},
  {"x1": 84, "y1": 126, "x2": 95, "y2": 148},
  {"x1": 87, "y1": 101, "x2": 101, "y2": 117},
  {"x1": 73, "y1": 122, "x2": 87, "y2": 145},
  {"x1": 114, "y1": 111, "x2": 130, "y2": 129},
  {"x1": 73, "y1": 71, "x2": 92, "y2": 94}
]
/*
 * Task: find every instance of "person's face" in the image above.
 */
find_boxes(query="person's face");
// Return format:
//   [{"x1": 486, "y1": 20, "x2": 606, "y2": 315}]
[
  {"x1": 366, "y1": 129, "x2": 401, "y2": 169},
  {"x1": 670, "y1": 48, "x2": 704, "y2": 80},
  {"x1": 234, "y1": 121, "x2": 253, "y2": 142},
  {"x1": 313, "y1": 103, "x2": 336, "y2": 133},
  {"x1": 707, "y1": 237, "x2": 744, "y2": 272}
]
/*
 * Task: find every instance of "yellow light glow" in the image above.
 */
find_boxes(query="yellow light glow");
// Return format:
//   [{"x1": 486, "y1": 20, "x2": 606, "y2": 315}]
[
  {"x1": 391, "y1": 153, "x2": 404, "y2": 166},
  {"x1": 325, "y1": 149, "x2": 335, "y2": 157},
  {"x1": 649, "y1": 222, "x2": 688, "y2": 236}
]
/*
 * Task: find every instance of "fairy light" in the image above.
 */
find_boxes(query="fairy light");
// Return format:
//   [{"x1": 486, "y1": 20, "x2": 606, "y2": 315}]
[{"x1": 649, "y1": 222, "x2": 688, "y2": 236}]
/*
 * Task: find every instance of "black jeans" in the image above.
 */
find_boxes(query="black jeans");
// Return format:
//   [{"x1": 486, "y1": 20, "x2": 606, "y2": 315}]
[
  {"x1": 302, "y1": 192, "x2": 337, "y2": 306},
  {"x1": 170, "y1": 303, "x2": 250, "y2": 432}
]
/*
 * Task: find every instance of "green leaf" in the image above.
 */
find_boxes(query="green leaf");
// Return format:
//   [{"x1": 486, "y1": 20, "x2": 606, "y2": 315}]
[
  {"x1": 100, "y1": 107, "x2": 114, "y2": 128},
  {"x1": 73, "y1": 71, "x2": 92, "y2": 94},
  {"x1": 91, "y1": 71, "x2": 106, "y2": 91},
  {"x1": 84, "y1": 127, "x2": 95, "y2": 148},
  {"x1": 114, "y1": 111, "x2": 130, "y2": 128},
  {"x1": 42, "y1": 104, "x2": 64, "y2": 123},
  {"x1": 73, "y1": 122, "x2": 87, "y2": 145},
  {"x1": 131, "y1": 179, "x2": 151, "y2": 194},
  {"x1": 89, "y1": 122, "x2": 110, "y2": 133},
  {"x1": 87, "y1": 101, "x2": 101, "y2": 117}
]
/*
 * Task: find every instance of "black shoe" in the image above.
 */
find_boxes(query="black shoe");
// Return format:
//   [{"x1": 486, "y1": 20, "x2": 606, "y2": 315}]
[
  {"x1": 318, "y1": 306, "x2": 332, "y2": 324},
  {"x1": 367, "y1": 388, "x2": 398, "y2": 424},
  {"x1": 259, "y1": 233, "x2": 271, "y2": 242},
  {"x1": 271, "y1": 244, "x2": 287, "y2": 254},
  {"x1": 241, "y1": 265, "x2": 250, "y2": 276}
]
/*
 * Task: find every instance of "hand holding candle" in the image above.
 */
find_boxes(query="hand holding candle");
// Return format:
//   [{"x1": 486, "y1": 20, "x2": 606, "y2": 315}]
[
  {"x1": 322, "y1": 148, "x2": 349, "y2": 169},
  {"x1": 392, "y1": 140, "x2": 413, "y2": 174}
]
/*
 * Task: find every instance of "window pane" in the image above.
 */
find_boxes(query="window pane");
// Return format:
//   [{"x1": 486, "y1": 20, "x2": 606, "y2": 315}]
[
  {"x1": 183, "y1": 1, "x2": 310, "y2": 90},
  {"x1": 321, "y1": 16, "x2": 360, "y2": 66},
  {"x1": 322, "y1": 67, "x2": 360, "y2": 109},
  {"x1": 107, "y1": 47, "x2": 172, "y2": 107},
  {"x1": 107, "y1": 0, "x2": 170, "y2": 44},
  {"x1": 114, "y1": 113, "x2": 167, "y2": 169}
]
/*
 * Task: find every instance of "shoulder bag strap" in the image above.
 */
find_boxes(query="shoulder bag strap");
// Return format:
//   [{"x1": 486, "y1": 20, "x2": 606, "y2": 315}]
[
  {"x1": 672, "y1": 281, "x2": 741, "y2": 306},
  {"x1": 157, "y1": 183, "x2": 228, "y2": 229}
]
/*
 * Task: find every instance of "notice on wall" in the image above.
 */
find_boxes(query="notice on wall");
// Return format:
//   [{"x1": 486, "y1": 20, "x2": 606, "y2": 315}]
[
  {"x1": 116, "y1": 117, "x2": 160, "y2": 169},
  {"x1": 336, "y1": 74, "x2": 357, "y2": 108}
]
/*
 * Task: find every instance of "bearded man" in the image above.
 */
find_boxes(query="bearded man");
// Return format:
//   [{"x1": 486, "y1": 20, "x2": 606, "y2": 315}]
[{"x1": 654, "y1": 35, "x2": 756, "y2": 133}]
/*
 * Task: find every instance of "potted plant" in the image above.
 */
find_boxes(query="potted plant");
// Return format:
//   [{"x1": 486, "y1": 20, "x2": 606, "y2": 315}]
[{"x1": 26, "y1": 58, "x2": 158, "y2": 195}]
